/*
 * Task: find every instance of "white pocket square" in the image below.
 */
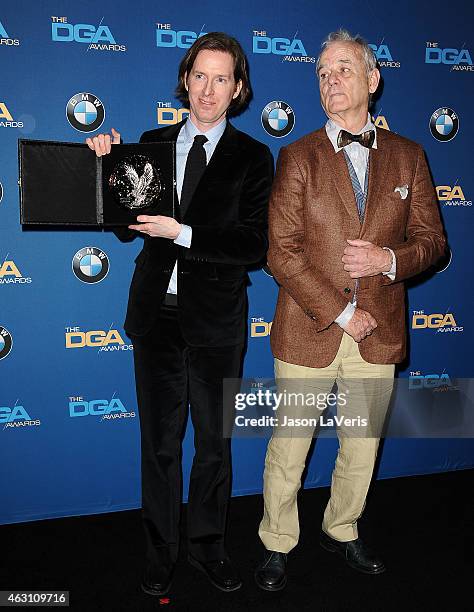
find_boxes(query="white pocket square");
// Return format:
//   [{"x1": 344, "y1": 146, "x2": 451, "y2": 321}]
[{"x1": 394, "y1": 184, "x2": 409, "y2": 200}]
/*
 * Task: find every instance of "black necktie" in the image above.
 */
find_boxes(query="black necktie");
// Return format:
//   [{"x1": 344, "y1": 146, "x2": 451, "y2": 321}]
[
  {"x1": 337, "y1": 129, "x2": 375, "y2": 149},
  {"x1": 180, "y1": 134, "x2": 208, "y2": 216}
]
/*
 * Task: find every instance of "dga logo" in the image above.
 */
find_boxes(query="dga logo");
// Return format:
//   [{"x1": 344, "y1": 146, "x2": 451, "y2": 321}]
[
  {"x1": 65, "y1": 327, "x2": 133, "y2": 351},
  {"x1": 412, "y1": 310, "x2": 463, "y2": 333},
  {"x1": 156, "y1": 23, "x2": 206, "y2": 48},
  {"x1": 425, "y1": 42, "x2": 473, "y2": 71},
  {"x1": 0, "y1": 326, "x2": 13, "y2": 360},
  {"x1": 372, "y1": 113, "x2": 390, "y2": 131},
  {"x1": 66, "y1": 93, "x2": 105, "y2": 133},
  {"x1": 0, "y1": 259, "x2": 32, "y2": 284},
  {"x1": 0, "y1": 403, "x2": 40, "y2": 429},
  {"x1": 252, "y1": 30, "x2": 315, "y2": 63},
  {"x1": 51, "y1": 16, "x2": 126, "y2": 52},
  {"x1": 0, "y1": 19, "x2": 20, "y2": 45},
  {"x1": 251, "y1": 317, "x2": 273, "y2": 337},
  {"x1": 409, "y1": 371, "x2": 455, "y2": 390},
  {"x1": 369, "y1": 42, "x2": 400, "y2": 68},
  {"x1": 68, "y1": 396, "x2": 135, "y2": 420},
  {"x1": 261, "y1": 101, "x2": 295, "y2": 138},
  {"x1": 157, "y1": 102, "x2": 190, "y2": 125},
  {"x1": 0, "y1": 102, "x2": 24, "y2": 128},
  {"x1": 437, "y1": 184, "x2": 472, "y2": 207},
  {"x1": 72, "y1": 247, "x2": 109, "y2": 283},
  {"x1": 429, "y1": 108, "x2": 459, "y2": 142}
]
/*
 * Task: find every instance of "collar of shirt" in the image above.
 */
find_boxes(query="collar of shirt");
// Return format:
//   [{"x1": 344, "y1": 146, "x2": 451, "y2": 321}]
[
  {"x1": 175, "y1": 116, "x2": 227, "y2": 202},
  {"x1": 325, "y1": 113, "x2": 377, "y2": 153},
  {"x1": 178, "y1": 116, "x2": 227, "y2": 161}
]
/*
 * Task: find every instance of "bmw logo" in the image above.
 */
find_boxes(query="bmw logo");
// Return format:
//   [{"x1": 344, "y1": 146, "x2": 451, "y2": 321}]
[
  {"x1": 435, "y1": 247, "x2": 452, "y2": 274},
  {"x1": 429, "y1": 107, "x2": 459, "y2": 142},
  {"x1": 72, "y1": 247, "x2": 109, "y2": 283},
  {"x1": 0, "y1": 326, "x2": 13, "y2": 360},
  {"x1": 261, "y1": 101, "x2": 295, "y2": 138},
  {"x1": 66, "y1": 92, "x2": 105, "y2": 133},
  {"x1": 262, "y1": 264, "x2": 274, "y2": 278}
]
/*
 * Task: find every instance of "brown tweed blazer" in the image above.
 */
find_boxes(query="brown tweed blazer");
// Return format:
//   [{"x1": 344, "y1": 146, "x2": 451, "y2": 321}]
[{"x1": 268, "y1": 127, "x2": 446, "y2": 367}]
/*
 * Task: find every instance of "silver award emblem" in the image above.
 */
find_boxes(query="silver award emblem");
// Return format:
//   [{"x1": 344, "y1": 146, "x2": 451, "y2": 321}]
[{"x1": 108, "y1": 155, "x2": 163, "y2": 210}]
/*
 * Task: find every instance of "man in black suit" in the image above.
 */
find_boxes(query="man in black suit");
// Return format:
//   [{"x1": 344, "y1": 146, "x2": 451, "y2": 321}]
[{"x1": 86, "y1": 32, "x2": 274, "y2": 595}]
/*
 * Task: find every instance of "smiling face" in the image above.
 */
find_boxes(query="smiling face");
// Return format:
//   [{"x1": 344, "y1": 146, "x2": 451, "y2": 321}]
[
  {"x1": 185, "y1": 49, "x2": 242, "y2": 132},
  {"x1": 317, "y1": 41, "x2": 380, "y2": 130}
]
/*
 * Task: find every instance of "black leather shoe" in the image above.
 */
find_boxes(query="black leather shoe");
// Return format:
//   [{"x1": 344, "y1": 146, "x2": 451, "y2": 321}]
[
  {"x1": 188, "y1": 555, "x2": 242, "y2": 592},
  {"x1": 320, "y1": 531, "x2": 386, "y2": 574},
  {"x1": 255, "y1": 550, "x2": 287, "y2": 591},
  {"x1": 141, "y1": 566, "x2": 173, "y2": 597}
]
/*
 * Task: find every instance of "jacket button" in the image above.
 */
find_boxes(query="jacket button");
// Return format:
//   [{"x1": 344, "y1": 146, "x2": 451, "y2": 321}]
[{"x1": 344, "y1": 287, "x2": 351, "y2": 294}]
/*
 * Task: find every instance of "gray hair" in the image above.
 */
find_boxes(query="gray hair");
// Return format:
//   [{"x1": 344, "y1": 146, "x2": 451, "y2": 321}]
[{"x1": 316, "y1": 28, "x2": 377, "y2": 74}]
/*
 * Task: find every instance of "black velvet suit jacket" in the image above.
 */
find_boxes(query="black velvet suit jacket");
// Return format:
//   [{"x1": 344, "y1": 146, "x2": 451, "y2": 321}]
[{"x1": 119, "y1": 120, "x2": 274, "y2": 346}]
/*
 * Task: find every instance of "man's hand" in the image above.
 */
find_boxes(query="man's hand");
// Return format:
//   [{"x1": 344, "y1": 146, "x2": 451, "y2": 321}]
[
  {"x1": 342, "y1": 239, "x2": 392, "y2": 278},
  {"x1": 129, "y1": 215, "x2": 181, "y2": 239},
  {"x1": 85, "y1": 128, "x2": 121, "y2": 156},
  {"x1": 341, "y1": 308, "x2": 377, "y2": 343}
]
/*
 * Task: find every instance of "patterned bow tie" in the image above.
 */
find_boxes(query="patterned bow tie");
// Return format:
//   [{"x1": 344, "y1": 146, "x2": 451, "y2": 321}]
[{"x1": 337, "y1": 129, "x2": 375, "y2": 149}]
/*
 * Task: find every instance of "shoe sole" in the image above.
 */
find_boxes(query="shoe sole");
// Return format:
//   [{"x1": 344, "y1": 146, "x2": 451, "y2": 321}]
[
  {"x1": 141, "y1": 581, "x2": 172, "y2": 597},
  {"x1": 188, "y1": 555, "x2": 243, "y2": 592},
  {"x1": 320, "y1": 540, "x2": 386, "y2": 575},
  {"x1": 254, "y1": 572, "x2": 288, "y2": 592}
]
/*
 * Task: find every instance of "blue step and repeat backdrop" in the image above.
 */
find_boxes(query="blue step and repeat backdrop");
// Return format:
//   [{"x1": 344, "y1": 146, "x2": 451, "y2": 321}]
[{"x1": 1, "y1": 1, "x2": 473, "y2": 524}]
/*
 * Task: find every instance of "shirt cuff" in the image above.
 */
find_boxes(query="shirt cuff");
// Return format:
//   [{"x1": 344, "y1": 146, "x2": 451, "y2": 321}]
[
  {"x1": 335, "y1": 302, "x2": 356, "y2": 328},
  {"x1": 174, "y1": 224, "x2": 192, "y2": 248},
  {"x1": 382, "y1": 247, "x2": 396, "y2": 280}
]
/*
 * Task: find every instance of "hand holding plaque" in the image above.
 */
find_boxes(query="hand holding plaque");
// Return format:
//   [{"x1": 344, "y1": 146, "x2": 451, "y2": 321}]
[
  {"x1": 85, "y1": 127, "x2": 121, "y2": 156},
  {"x1": 19, "y1": 132, "x2": 176, "y2": 226}
]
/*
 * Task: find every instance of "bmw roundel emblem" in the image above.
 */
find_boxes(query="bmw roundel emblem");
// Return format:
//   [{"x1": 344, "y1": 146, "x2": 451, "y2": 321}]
[
  {"x1": 66, "y1": 92, "x2": 105, "y2": 133},
  {"x1": 429, "y1": 107, "x2": 459, "y2": 142},
  {"x1": 435, "y1": 246, "x2": 452, "y2": 274},
  {"x1": 262, "y1": 264, "x2": 274, "y2": 278},
  {"x1": 0, "y1": 326, "x2": 13, "y2": 360},
  {"x1": 72, "y1": 247, "x2": 109, "y2": 283},
  {"x1": 261, "y1": 101, "x2": 295, "y2": 138}
]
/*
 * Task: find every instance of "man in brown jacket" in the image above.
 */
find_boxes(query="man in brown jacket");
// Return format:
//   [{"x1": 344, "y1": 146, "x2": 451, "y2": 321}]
[{"x1": 255, "y1": 29, "x2": 446, "y2": 591}]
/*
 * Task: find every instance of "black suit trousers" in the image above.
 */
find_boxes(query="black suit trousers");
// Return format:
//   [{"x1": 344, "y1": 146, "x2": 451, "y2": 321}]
[{"x1": 132, "y1": 303, "x2": 243, "y2": 573}]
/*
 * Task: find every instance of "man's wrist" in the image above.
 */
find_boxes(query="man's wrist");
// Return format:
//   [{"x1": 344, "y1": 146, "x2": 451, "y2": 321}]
[
  {"x1": 335, "y1": 302, "x2": 356, "y2": 328},
  {"x1": 381, "y1": 247, "x2": 393, "y2": 273},
  {"x1": 174, "y1": 223, "x2": 192, "y2": 247}
]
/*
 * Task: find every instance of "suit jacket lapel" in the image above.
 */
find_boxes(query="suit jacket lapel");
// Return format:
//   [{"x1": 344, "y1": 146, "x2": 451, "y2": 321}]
[
  {"x1": 362, "y1": 127, "x2": 391, "y2": 233},
  {"x1": 155, "y1": 121, "x2": 183, "y2": 142},
  {"x1": 319, "y1": 135, "x2": 360, "y2": 225},
  {"x1": 200, "y1": 121, "x2": 238, "y2": 180},
  {"x1": 151, "y1": 121, "x2": 183, "y2": 220},
  {"x1": 183, "y1": 121, "x2": 238, "y2": 218}
]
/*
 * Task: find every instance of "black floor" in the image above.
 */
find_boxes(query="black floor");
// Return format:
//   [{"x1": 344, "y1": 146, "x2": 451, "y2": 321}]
[{"x1": 2, "y1": 469, "x2": 473, "y2": 611}]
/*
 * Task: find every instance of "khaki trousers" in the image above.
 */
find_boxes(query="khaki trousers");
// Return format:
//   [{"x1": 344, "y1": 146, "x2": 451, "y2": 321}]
[{"x1": 259, "y1": 333, "x2": 395, "y2": 551}]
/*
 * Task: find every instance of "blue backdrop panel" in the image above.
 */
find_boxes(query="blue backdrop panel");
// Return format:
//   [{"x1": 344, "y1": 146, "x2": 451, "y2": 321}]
[{"x1": 1, "y1": 0, "x2": 473, "y2": 524}]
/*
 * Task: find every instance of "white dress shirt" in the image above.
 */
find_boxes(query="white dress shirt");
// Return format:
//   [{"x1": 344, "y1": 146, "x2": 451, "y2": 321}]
[{"x1": 167, "y1": 117, "x2": 227, "y2": 295}]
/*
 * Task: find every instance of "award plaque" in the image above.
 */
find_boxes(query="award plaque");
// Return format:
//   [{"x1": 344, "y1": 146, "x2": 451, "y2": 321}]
[{"x1": 18, "y1": 140, "x2": 176, "y2": 226}]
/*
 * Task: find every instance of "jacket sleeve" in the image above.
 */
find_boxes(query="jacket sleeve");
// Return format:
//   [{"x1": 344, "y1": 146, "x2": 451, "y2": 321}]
[
  {"x1": 184, "y1": 145, "x2": 274, "y2": 265},
  {"x1": 267, "y1": 146, "x2": 348, "y2": 331},
  {"x1": 382, "y1": 146, "x2": 446, "y2": 284}
]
